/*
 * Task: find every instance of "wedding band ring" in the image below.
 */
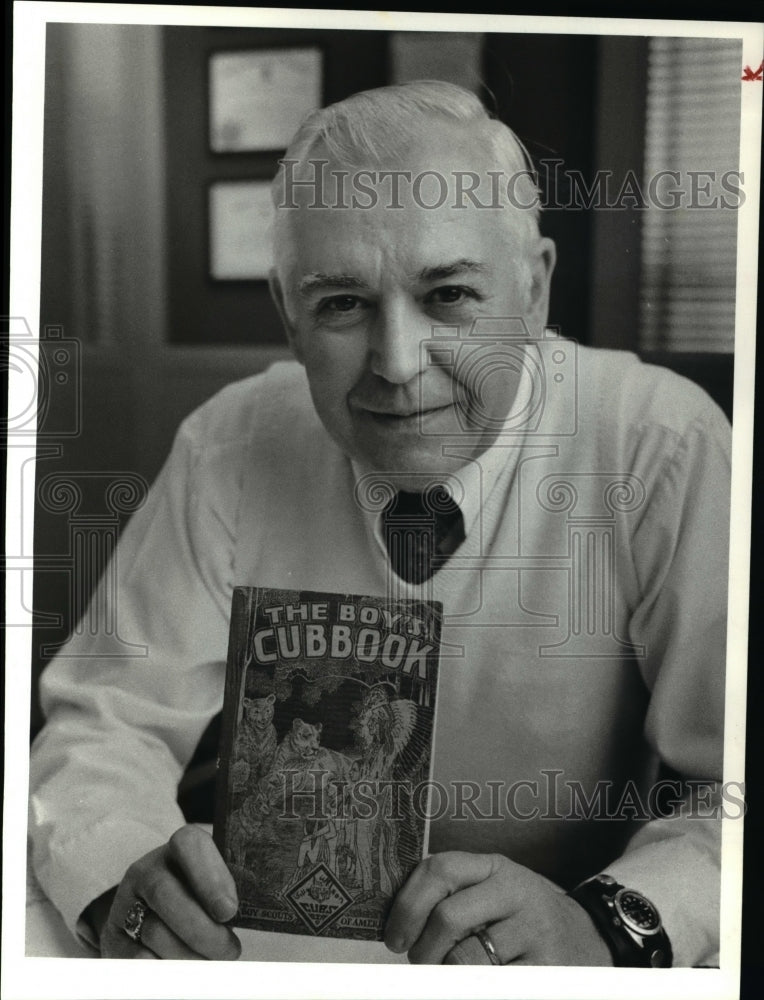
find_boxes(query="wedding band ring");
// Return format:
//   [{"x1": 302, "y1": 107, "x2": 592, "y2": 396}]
[
  {"x1": 475, "y1": 927, "x2": 501, "y2": 965},
  {"x1": 123, "y1": 897, "x2": 149, "y2": 943}
]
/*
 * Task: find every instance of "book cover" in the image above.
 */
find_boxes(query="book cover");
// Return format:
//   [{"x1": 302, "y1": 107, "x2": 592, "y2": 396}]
[{"x1": 213, "y1": 586, "x2": 442, "y2": 941}]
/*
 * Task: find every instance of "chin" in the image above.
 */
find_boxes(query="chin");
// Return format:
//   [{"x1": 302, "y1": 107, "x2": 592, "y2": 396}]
[{"x1": 356, "y1": 442, "x2": 469, "y2": 485}]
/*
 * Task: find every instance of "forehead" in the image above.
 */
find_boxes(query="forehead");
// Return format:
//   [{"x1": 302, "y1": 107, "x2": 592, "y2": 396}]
[
  {"x1": 278, "y1": 188, "x2": 530, "y2": 291},
  {"x1": 291, "y1": 205, "x2": 519, "y2": 279},
  {"x1": 276, "y1": 120, "x2": 531, "y2": 285}
]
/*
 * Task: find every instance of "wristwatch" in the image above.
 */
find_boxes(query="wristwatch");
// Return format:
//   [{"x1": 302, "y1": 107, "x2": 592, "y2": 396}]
[{"x1": 568, "y1": 874, "x2": 673, "y2": 967}]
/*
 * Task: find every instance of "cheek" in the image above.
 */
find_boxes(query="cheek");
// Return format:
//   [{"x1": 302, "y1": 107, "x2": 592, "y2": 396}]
[
  {"x1": 452, "y1": 341, "x2": 526, "y2": 426},
  {"x1": 302, "y1": 337, "x2": 367, "y2": 402}
]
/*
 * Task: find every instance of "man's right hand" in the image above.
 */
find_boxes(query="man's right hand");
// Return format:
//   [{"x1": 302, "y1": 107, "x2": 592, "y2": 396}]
[{"x1": 96, "y1": 825, "x2": 241, "y2": 959}]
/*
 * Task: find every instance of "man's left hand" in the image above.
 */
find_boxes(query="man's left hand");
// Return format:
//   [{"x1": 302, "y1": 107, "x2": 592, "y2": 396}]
[{"x1": 384, "y1": 851, "x2": 613, "y2": 966}]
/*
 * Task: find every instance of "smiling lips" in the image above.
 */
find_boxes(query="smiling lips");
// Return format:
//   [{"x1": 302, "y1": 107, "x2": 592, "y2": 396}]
[
  {"x1": 361, "y1": 402, "x2": 455, "y2": 422},
  {"x1": 356, "y1": 396, "x2": 455, "y2": 417}
]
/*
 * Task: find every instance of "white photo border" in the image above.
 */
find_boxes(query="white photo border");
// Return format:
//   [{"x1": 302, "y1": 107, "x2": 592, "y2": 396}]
[{"x1": 5, "y1": 4, "x2": 762, "y2": 1000}]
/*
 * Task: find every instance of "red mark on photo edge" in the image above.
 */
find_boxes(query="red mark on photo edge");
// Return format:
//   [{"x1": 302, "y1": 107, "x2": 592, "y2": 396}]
[{"x1": 741, "y1": 60, "x2": 763, "y2": 81}]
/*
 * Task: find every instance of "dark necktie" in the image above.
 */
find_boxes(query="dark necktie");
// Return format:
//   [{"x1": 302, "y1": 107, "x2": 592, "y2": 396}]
[{"x1": 382, "y1": 486, "x2": 465, "y2": 584}]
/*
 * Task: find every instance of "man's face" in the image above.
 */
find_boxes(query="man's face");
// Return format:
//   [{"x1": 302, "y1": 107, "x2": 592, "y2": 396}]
[{"x1": 272, "y1": 124, "x2": 555, "y2": 485}]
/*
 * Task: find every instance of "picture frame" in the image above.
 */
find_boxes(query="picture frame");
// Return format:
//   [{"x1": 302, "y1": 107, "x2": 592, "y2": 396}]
[
  {"x1": 208, "y1": 46, "x2": 323, "y2": 153},
  {"x1": 208, "y1": 179, "x2": 274, "y2": 280}
]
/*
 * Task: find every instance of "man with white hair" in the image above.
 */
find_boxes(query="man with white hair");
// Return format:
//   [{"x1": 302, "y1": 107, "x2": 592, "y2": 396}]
[{"x1": 29, "y1": 81, "x2": 730, "y2": 966}]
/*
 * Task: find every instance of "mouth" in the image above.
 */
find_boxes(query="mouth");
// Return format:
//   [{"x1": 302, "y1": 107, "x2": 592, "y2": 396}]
[{"x1": 360, "y1": 402, "x2": 455, "y2": 426}]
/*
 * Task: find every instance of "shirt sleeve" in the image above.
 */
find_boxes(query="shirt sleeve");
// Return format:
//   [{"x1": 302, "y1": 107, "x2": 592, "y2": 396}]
[
  {"x1": 604, "y1": 400, "x2": 733, "y2": 967},
  {"x1": 28, "y1": 418, "x2": 238, "y2": 943}
]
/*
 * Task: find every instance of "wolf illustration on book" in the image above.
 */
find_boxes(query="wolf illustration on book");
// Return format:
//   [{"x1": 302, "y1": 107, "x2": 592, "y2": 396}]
[{"x1": 215, "y1": 587, "x2": 441, "y2": 940}]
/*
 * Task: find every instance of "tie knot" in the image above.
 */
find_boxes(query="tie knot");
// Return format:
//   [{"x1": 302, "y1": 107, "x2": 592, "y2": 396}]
[
  {"x1": 384, "y1": 485, "x2": 458, "y2": 521},
  {"x1": 382, "y1": 486, "x2": 464, "y2": 584}
]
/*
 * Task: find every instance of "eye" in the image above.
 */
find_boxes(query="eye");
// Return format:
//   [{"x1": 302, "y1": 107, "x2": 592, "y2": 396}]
[
  {"x1": 321, "y1": 295, "x2": 363, "y2": 313},
  {"x1": 426, "y1": 285, "x2": 479, "y2": 306}
]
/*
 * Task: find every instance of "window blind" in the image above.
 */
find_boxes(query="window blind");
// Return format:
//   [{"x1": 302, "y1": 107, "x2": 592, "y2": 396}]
[{"x1": 639, "y1": 38, "x2": 742, "y2": 352}]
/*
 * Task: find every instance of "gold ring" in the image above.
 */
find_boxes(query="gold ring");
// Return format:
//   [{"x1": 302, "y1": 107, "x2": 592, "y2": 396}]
[
  {"x1": 123, "y1": 897, "x2": 149, "y2": 943},
  {"x1": 475, "y1": 926, "x2": 501, "y2": 965}
]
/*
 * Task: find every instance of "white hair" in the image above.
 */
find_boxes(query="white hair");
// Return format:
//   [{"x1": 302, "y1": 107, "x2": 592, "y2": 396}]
[{"x1": 270, "y1": 80, "x2": 542, "y2": 284}]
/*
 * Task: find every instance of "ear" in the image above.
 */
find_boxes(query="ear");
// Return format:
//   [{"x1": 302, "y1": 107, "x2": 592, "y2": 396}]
[
  {"x1": 292, "y1": 718, "x2": 303, "y2": 731},
  {"x1": 266, "y1": 693, "x2": 276, "y2": 705},
  {"x1": 269, "y1": 268, "x2": 304, "y2": 364},
  {"x1": 243, "y1": 698, "x2": 251, "y2": 707},
  {"x1": 526, "y1": 236, "x2": 557, "y2": 336},
  {"x1": 316, "y1": 723, "x2": 322, "y2": 735}
]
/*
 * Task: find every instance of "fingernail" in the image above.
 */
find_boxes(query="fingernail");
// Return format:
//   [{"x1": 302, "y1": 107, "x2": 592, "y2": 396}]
[
  {"x1": 211, "y1": 895, "x2": 238, "y2": 922},
  {"x1": 224, "y1": 932, "x2": 242, "y2": 961},
  {"x1": 387, "y1": 936, "x2": 406, "y2": 954}
]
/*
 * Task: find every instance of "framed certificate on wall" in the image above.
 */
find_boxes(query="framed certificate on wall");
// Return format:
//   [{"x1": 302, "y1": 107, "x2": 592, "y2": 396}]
[
  {"x1": 208, "y1": 180, "x2": 274, "y2": 280},
  {"x1": 209, "y1": 47, "x2": 323, "y2": 152}
]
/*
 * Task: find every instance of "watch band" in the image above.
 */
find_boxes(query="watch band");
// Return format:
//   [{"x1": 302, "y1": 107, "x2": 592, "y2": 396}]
[{"x1": 569, "y1": 874, "x2": 673, "y2": 968}]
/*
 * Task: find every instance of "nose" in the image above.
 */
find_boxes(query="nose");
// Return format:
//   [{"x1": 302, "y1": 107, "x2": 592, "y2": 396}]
[{"x1": 368, "y1": 298, "x2": 428, "y2": 385}]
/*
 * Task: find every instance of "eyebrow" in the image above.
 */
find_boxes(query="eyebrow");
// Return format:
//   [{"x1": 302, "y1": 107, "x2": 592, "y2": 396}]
[
  {"x1": 296, "y1": 259, "x2": 490, "y2": 297},
  {"x1": 416, "y1": 259, "x2": 490, "y2": 282},
  {"x1": 297, "y1": 273, "x2": 369, "y2": 296}
]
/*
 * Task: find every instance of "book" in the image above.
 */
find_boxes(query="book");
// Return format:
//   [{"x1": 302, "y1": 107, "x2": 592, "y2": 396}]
[{"x1": 213, "y1": 586, "x2": 442, "y2": 941}]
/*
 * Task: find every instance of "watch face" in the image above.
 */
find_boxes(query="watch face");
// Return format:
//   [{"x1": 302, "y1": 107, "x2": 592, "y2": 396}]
[{"x1": 614, "y1": 889, "x2": 662, "y2": 936}]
